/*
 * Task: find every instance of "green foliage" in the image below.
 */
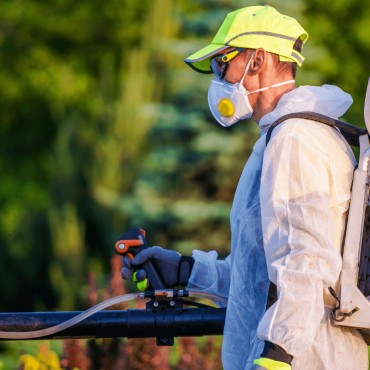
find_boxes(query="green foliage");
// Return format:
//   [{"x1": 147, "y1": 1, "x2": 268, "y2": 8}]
[
  {"x1": 302, "y1": 0, "x2": 370, "y2": 123},
  {"x1": 0, "y1": 0, "x2": 156, "y2": 310},
  {"x1": 0, "y1": 0, "x2": 369, "y2": 314}
]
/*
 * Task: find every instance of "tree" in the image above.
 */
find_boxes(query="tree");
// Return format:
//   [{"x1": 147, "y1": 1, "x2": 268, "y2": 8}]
[{"x1": 0, "y1": 0, "x2": 368, "y2": 312}]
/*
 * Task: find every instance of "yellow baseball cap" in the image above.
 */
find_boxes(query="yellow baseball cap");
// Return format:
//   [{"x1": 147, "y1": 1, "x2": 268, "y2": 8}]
[{"x1": 184, "y1": 5, "x2": 308, "y2": 73}]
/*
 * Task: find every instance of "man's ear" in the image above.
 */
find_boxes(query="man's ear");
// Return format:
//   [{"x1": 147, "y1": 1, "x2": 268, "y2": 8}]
[{"x1": 250, "y1": 48, "x2": 266, "y2": 74}]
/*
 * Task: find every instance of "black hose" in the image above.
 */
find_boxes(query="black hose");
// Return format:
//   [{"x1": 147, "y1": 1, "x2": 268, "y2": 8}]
[{"x1": 0, "y1": 308, "x2": 226, "y2": 341}]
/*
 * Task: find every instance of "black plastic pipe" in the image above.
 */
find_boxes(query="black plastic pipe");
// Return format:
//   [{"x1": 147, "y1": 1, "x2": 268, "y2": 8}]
[{"x1": 0, "y1": 307, "x2": 226, "y2": 343}]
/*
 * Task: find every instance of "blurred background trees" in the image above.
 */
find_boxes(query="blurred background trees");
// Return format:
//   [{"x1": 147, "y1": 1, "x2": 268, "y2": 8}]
[{"x1": 0, "y1": 0, "x2": 369, "y2": 314}]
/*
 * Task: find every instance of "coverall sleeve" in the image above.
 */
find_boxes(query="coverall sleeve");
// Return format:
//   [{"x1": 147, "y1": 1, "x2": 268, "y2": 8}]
[
  {"x1": 187, "y1": 250, "x2": 230, "y2": 304},
  {"x1": 257, "y1": 123, "x2": 343, "y2": 358}
]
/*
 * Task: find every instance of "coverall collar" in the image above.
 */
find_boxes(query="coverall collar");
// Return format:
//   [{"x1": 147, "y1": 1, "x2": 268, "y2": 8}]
[{"x1": 258, "y1": 85, "x2": 353, "y2": 136}]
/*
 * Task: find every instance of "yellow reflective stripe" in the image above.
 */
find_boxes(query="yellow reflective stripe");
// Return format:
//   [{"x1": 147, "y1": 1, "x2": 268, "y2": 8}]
[
  {"x1": 253, "y1": 357, "x2": 291, "y2": 370},
  {"x1": 291, "y1": 50, "x2": 303, "y2": 64},
  {"x1": 227, "y1": 31, "x2": 297, "y2": 43}
]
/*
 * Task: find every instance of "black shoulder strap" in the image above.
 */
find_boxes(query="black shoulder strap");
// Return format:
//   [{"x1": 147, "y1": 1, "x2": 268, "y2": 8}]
[{"x1": 265, "y1": 111, "x2": 368, "y2": 148}]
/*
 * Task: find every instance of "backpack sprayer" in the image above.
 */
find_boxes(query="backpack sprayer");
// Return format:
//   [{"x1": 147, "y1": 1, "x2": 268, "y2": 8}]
[{"x1": 333, "y1": 77, "x2": 370, "y2": 343}]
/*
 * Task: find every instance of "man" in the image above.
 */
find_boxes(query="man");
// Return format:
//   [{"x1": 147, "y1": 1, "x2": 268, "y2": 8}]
[{"x1": 121, "y1": 6, "x2": 368, "y2": 369}]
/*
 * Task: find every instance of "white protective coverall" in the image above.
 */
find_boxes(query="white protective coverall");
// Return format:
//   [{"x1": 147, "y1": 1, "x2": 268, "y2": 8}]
[{"x1": 187, "y1": 85, "x2": 369, "y2": 370}]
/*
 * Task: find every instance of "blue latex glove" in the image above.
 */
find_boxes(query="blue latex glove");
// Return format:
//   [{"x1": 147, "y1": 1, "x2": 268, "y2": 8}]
[{"x1": 121, "y1": 246, "x2": 194, "y2": 290}]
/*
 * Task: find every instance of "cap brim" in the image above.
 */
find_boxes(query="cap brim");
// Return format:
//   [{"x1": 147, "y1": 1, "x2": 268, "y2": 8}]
[{"x1": 184, "y1": 44, "x2": 228, "y2": 73}]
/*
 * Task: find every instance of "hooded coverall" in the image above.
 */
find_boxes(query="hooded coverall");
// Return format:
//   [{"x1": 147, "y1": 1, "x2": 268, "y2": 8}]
[{"x1": 187, "y1": 85, "x2": 369, "y2": 369}]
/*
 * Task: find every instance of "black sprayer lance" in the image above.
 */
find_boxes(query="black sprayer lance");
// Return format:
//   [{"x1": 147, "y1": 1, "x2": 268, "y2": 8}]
[{"x1": 0, "y1": 228, "x2": 226, "y2": 345}]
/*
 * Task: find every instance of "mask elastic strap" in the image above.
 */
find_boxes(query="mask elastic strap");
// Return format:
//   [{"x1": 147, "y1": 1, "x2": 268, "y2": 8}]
[
  {"x1": 239, "y1": 53, "x2": 295, "y2": 94},
  {"x1": 249, "y1": 79, "x2": 295, "y2": 95},
  {"x1": 238, "y1": 52, "x2": 255, "y2": 90}
]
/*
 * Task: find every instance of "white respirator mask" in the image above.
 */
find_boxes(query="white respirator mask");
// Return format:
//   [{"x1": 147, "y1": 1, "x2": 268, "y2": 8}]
[{"x1": 207, "y1": 53, "x2": 295, "y2": 127}]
